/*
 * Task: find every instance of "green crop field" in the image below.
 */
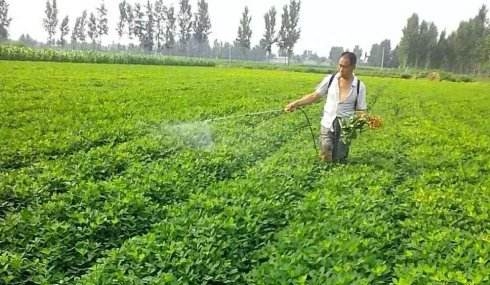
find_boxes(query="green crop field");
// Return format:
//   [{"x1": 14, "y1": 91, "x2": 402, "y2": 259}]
[{"x1": 0, "y1": 60, "x2": 489, "y2": 284}]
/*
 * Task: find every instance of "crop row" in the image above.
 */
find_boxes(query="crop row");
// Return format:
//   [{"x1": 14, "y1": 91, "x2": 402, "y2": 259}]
[
  {"x1": 75, "y1": 134, "x2": 323, "y2": 285},
  {"x1": 0, "y1": 45, "x2": 215, "y2": 67}
]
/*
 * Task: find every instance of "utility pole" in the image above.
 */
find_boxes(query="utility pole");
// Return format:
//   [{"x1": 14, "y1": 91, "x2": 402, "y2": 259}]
[
  {"x1": 381, "y1": 46, "x2": 385, "y2": 70},
  {"x1": 228, "y1": 45, "x2": 231, "y2": 64}
]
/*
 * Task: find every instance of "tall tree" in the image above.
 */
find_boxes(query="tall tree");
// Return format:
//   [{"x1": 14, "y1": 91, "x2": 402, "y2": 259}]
[
  {"x1": 43, "y1": 0, "x2": 58, "y2": 45},
  {"x1": 143, "y1": 0, "x2": 155, "y2": 51},
  {"x1": 473, "y1": 5, "x2": 488, "y2": 73},
  {"x1": 431, "y1": 30, "x2": 447, "y2": 69},
  {"x1": 235, "y1": 6, "x2": 252, "y2": 50},
  {"x1": 483, "y1": 22, "x2": 490, "y2": 73},
  {"x1": 277, "y1": 0, "x2": 301, "y2": 64},
  {"x1": 193, "y1": 0, "x2": 211, "y2": 52},
  {"x1": 164, "y1": 6, "x2": 176, "y2": 50},
  {"x1": 96, "y1": 1, "x2": 109, "y2": 45},
  {"x1": 277, "y1": 4, "x2": 289, "y2": 58},
  {"x1": 178, "y1": 0, "x2": 192, "y2": 51},
  {"x1": 483, "y1": 31, "x2": 490, "y2": 73},
  {"x1": 154, "y1": 0, "x2": 166, "y2": 50},
  {"x1": 0, "y1": 0, "x2": 12, "y2": 41},
  {"x1": 71, "y1": 16, "x2": 80, "y2": 44},
  {"x1": 446, "y1": 32, "x2": 458, "y2": 71},
  {"x1": 452, "y1": 12, "x2": 487, "y2": 74},
  {"x1": 133, "y1": 3, "x2": 145, "y2": 45},
  {"x1": 72, "y1": 10, "x2": 87, "y2": 44},
  {"x1": 78, "y1": 10, "x2": 88, "y2": 43},
  {"x1": 416, "y1": 20, "x2": 430, "y2": 68},
  {"x1": 260, "y1": 6, "x2": 277, "y2": 59},
  {"x1": 88, "y1": 12, "x2": 98, "y2": 44},
  {"x1": 126, "y1": 2, "x2": 134, "y2": 39},
  {"x1": 399, "y1": 13, "x2": 419, "y2": 68},
  {"x1": 58, "y1": 15, "x2": 69, "y2": 47},
  {"x1": 116, "y1": 0, "x2": 128, "y2": 40},
  {"x1": 424, "y1": 22, "x2": 438, "y2": 68}
]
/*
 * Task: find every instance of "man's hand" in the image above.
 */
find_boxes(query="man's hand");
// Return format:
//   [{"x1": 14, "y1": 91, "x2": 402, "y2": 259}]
[
  {"x1": 355, "y1": 111, "x2": 367, "y2": 119},
  {"x1": 284, "y1": 101, "x2": 298, "y2": 112}
]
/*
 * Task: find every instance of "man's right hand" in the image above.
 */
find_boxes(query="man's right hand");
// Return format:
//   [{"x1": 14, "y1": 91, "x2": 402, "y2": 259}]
[{"x1": 284, "y1": 101, "x2": 298, "y2": 112}]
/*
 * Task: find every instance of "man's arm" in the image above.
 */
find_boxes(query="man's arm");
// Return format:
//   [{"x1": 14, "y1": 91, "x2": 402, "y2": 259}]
[{"x1": 284, "y1": 91, "x2": 322, "y2": 112}]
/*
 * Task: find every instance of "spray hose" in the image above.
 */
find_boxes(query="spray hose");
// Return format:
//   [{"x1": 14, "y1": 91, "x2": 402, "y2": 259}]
[{"x1": 298, "y1": 108, "x2": 318, "y2": 153}]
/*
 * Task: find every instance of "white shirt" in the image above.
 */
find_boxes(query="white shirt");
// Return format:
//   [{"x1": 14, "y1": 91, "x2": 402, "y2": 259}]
[{"x1": 315, "y1": 73, "x2": 367, "y2": 131}]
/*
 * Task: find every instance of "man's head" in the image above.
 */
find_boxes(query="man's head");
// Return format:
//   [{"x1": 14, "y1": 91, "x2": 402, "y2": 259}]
[{"x1": 338, "y1": 52, "x2": 357, "y2": 79}]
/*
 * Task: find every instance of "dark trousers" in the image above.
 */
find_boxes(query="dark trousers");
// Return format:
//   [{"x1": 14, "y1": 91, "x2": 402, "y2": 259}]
[{"x1": 332, "y1": 117, "x2": 349, "y2": 162}]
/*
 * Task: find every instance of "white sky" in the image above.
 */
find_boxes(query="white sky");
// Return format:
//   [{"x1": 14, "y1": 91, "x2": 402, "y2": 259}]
[{"x1": 8, "y1": 0, "x2": 489, "y2": 57}]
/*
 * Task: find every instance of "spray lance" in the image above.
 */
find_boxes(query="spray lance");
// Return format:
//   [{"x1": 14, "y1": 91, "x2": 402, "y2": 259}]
[
  {"x1": 204, "y1": 107, "x2": 319, "y2": 153},
  {"x1": 203, "y1": 109, "x2": 284, "y2": 123}
]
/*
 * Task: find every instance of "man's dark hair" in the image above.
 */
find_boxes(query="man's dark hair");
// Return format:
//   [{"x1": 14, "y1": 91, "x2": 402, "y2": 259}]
[{"x1": 340, "y1": 51, "x2": 357, "y2": 66}]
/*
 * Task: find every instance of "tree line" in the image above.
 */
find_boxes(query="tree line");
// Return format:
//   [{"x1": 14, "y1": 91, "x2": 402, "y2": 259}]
[
  {"x1": 23, "y1": 0, "x2": 302, "y2": 63},
  {"x1": 0, "y1": 0, "x2": 488, "y2": 73},
  {"x1": 327, "y1": 5, "x2": 489, "y2": 74},
  {"x1": 399, "y1": 7, "x2": 489, "y2": 74}
]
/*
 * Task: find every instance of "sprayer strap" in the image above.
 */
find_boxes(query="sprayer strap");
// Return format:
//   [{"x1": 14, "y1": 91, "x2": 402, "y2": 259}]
[
  {"x1": 326, "y1": 74, "x2": 361, "y2": 108},
  {"x1": 326, "y1": 74, "x2": 336, "y2": 92}
]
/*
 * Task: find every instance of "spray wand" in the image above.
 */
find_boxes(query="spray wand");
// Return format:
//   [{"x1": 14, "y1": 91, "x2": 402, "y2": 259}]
[
  {"x1": 203, "y1": 109, "x2": 284, "y2": 123},
  {"x1": 204, "y1": 107, "x2": 318, "y2": 154}
]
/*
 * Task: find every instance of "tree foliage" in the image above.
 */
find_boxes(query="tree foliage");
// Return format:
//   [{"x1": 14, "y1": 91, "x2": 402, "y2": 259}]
[
  {"x1": 260, "y1": 6, "x2": 277, "y2": 59},
  {"x1": 277, "y1": 0, "x2": 301, "y2": 64},
  {"x1": 43, "y1": 0, "x2": 58, "y2": 45},
  {"x1": 235, "y1": 6, "x2": 252, "y2": 50},
  {"x1": 0, "y1": 0, "x2": 12, "y2": 40}
]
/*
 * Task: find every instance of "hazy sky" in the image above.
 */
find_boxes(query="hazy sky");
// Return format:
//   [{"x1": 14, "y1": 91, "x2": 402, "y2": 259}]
[{"x1": 8, "y1": 0, "x2": 489, "y2": 56}]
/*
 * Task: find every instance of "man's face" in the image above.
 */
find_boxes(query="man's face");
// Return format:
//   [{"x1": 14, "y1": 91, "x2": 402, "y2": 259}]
[{"x1": 338, "y1": 56, "x2": 355, "y2": 78}]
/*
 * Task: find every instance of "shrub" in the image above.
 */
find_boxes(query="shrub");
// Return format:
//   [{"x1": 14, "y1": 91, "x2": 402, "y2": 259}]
[
  {"x1": 427, "y1": 71, "x2": 441, "y2": 81},
  {"x1": 458, "y1": 75, "x2": 474, "y2": 82},
  {"x1": 416, "y1": 71, "x2": 429, "y2": 79},
  {"x1": 400, "y1": 73, "x2": 412, "y2": 79},
  {"x1": 440, "y1": 72, "x2": 457, "y2": 82}
]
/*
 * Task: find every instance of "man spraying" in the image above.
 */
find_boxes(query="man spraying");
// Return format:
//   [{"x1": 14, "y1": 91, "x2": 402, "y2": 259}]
[{"x1": 284, "y1": 52, "x2": 367, "y2": 162}]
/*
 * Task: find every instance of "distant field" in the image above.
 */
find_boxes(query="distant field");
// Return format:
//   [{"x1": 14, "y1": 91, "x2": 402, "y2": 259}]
[
  {"x1": 2, "y1": 45, "x2": 485, "y2": 82},
  {"x1": 0, "y1": 60, "x2": 489, "y2": 284}
]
